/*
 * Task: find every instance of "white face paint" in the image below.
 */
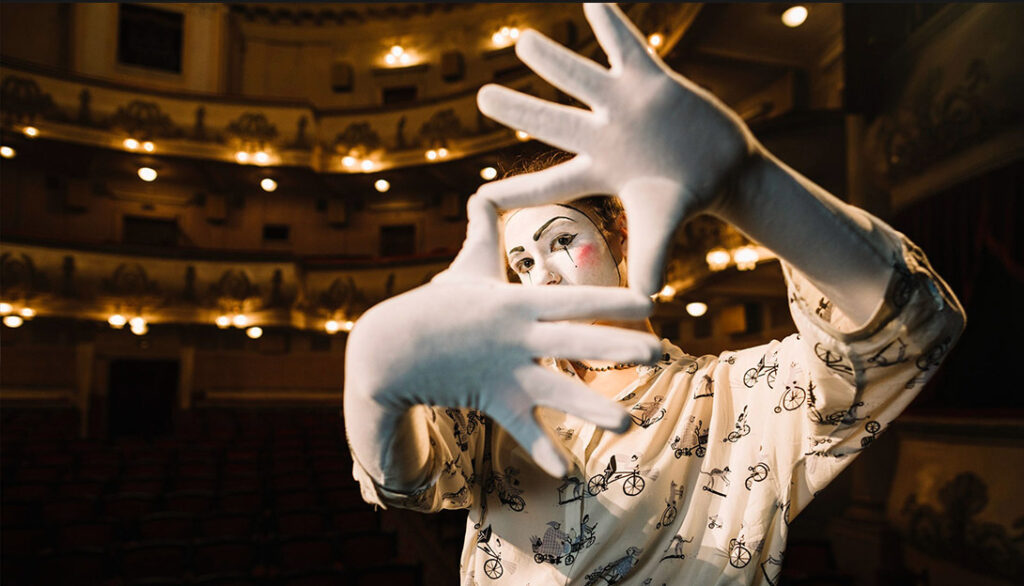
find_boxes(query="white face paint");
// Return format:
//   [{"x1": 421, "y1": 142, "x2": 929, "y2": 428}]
[{"x1": 503, "y1": 204, "x2": 622, "y2": 287}]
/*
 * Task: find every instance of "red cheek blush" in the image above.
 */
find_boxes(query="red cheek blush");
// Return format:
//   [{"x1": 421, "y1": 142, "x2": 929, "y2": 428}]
[{"x1": 575, "y1": 244, "x2": 595, "y2": 266}]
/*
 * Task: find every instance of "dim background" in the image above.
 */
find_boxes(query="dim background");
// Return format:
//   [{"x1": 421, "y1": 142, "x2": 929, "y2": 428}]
[{"x1": 1, "y1": 3, "x2": 1021, "y2": 585}]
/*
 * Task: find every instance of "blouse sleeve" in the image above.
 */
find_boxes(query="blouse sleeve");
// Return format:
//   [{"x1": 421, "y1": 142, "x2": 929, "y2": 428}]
[
  {"x1": 350, "y1": 405, "x2": 486, "y2": 513},
  {"x1": 761, "y1": 218, "x2": 966, "y2": 520}
]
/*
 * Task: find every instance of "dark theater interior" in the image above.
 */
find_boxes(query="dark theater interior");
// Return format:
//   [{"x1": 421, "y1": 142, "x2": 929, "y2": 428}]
[{"x1": 1, "y1": 3, "x2": 1021, "y2": 585}]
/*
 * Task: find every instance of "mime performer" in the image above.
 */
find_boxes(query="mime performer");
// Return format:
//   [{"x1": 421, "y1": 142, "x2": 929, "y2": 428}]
[{"x1": 343, "y1": 4, "x2": 965, "y2": 585}]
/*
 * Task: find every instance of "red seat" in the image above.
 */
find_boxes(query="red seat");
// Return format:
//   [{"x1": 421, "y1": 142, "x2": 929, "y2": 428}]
[
  {"x1": 197, "y1": 512, "x2": 258, "y2": 539},
  {"x1": 163, "y1": 489, "x2": 215, "y2": 514},
  {"x1": 119, "y1": 540, "x2": 189, "y2": 582},
  {"x1": 138, "y1": 511, "x2": 196, "y2": 540},
  {"x1": 274, "y1": 509, "x2": 327, "y2": 536},
  {"x1": 191, "y1": 537, "x2": 261, "y2": 576}
]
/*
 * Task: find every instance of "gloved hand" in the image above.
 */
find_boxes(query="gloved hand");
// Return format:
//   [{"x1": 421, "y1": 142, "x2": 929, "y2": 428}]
[
  {"x1": 344, "y1": 195, "x2": 662, "y2": 481},
  {"x1": 476, "y1": 3, "x2": 759, "y2": 296}
]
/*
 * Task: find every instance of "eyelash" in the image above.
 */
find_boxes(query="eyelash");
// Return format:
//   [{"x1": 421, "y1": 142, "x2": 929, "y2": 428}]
[{"x1": 512, "y1": 233, "x2": 578, "y2": 274}]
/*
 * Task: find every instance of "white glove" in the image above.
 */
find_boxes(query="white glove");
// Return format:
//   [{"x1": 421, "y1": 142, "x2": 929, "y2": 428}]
[
  {"x1": 476, "y1": 3, "x2": 894, "y2": 324},
  {"x1": 476, "y1": 3, "x2": 757, "y2": 297},
  {"x1": 344, "y1": 195, "x2": 662, "y2": 484}
]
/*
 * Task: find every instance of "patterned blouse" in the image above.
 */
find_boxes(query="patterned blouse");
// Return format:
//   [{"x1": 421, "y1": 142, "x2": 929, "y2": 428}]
[{"x1": 351, "y1": 228, "x2": 965, "y2": 586}]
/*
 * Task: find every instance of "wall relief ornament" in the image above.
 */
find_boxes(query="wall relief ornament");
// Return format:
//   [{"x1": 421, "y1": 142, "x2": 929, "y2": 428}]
[
  {"x1": 419, "y1": 108, "x2": 466, "y2": 148},
  {"x1": 315, "y1": 276, "x2": 368, "y2": 318},
  {"x1": 209, "y1": 270, "x2": 261, "y2": 308},
  {"x1": 0, "y1": 75, "x2": 57, "y2": 124},
  {"x1": 225, "y1": 112, "x2": 279, "y2": 148},
  {"x1": 866, "y1": 59, "x2": 994, "y2": 185},
  {"x1": 102, "y1": 263, "x2": 161, "y2": 298},
  {"x1": 333, "y1": 122, "x2": 382, "y2": 156},
  {"x1": 0, "y1": 253, "x2": 47, "y2": 299},
  {"x1": 107, "y1": 100, "x2": 181, "y2": 139}
]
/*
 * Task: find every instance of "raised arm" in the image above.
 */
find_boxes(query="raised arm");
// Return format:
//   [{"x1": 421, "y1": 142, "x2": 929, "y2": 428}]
[{"x1": 476, "y1": 3, "x2": 893, "y2": 325}]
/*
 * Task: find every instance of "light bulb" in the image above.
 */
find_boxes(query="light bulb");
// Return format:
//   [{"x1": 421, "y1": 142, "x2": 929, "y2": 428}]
[
  {"x1": 516, "y1": 130, "x2": 530, "y2": 141},
  {"x1": 480, "y1": 167, "x2": 497, "y2": 181},
  {"x1": 4, "y1": 315, "x2": 24, "y2": 328},
  {"x1": 215, "y1": 315, "x2": 231, "y2": 329},
  {"x1": 137, "y1": 167, "x2": 157, "y2": 182},
  {"x1": 325, "y1": 320, "x2": 340, "y2": 334},
  {"x1": 108, "y1": 314, "x2": 127, "y2": 328},
  {"x1": 425, "y1": 149, "x2": 438, "y2": 161},
  {"x1": 246, "y1": 326, "x2": 263, "y2": 339},
  {"x1": 142, "y1": 141, "x2": 155, "y2": 152},
  {"x1": 123, "y1": 138, "x2": 140, "y2": 150},
  {"x1": 390, "y1": 45, "x2": 403, "y2": 56},
  {"x1": 374, "y1": 179, "x2": 390, "y2": 193},
  {"x1": 342, "y1": 320, "x2": 355, "y2": 332},
  {"x1": 19, "y1": 307, "x2": 35, "y2": 319},
  {"x1": 0, "y1": 302, "x2": 12, "y2": 314},
  {"x1": 437, "y1": 147, "x2": 448, "y2": 158},
  {"x1": 23, "y1": 126, "x2": 39, "y2": 138},
  {"x1": 232, "y1": 314, "x2": 248, "y2": 328},
  {"x1": 781, "y1": 6, "x2": 808, "y2": 28},
  {"x1": 706, "y1": 248, "x2": 731, "y2": 271},
  {"x1": 360, "y1": 159, "x2": 374, "y2": 171},
  {"x1": 260, "y1": 178, "x2": 278, "y2": 192},
  {"x1": 648, "y1": 33, "x2": 663, "y2": 47},
  {"x1": 254, "y1": 151, "x2": 270, "y2": 164},
  {"x1": 342, "y1": 156, "x2": 357, "y2": 168},
  {"x1": 0, "y1": 146, "x2": 14, "y2": 159},
  {"x1": 686, "y1": 302, "x2": 708, "y2": 317},
  {"x1": 235, "y1": 151, "x2": 250, "y2": 163},
  {"x1": 659, "y1": 284, "x2": 676, "y2": 299},
  {"x1": 733, "y1": 246, "x2": 760, "y2": 271}
]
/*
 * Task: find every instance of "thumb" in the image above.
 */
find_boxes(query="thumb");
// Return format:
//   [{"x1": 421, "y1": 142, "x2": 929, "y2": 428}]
[
  {"x1": 434, "y1": 194, "x2": 505, "y2": 283},
  {"x1": 619, "y1": 177, "x2": 692, "y2": 296}
]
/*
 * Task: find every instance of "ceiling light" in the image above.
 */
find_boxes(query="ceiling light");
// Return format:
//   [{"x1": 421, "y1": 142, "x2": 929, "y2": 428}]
[
  {"x1": 360, "y1": 159, "x2": 374, "y2": 171},
  {"x1": 260, "y1": 178, "x2": 278, "y2": 192},
  {"x1": 129, "y1": 316, "x2": 146, "y2": 329},
  {"x1": 648, "y1": 33, "x2": 663, "y2": 47},
  {"x1": 686, "y1": 302, "x2": 708, "y2": 317},
  {"x1": 215, "y1": 315, "x2": 231, "y2": 329},
  {"x1": 374, "y1": 179, "x2": 390, "y2": 193},
  {"x1": 509, "y1": 27, "x2": 520, "y2": 40},
  {"x1": 137, "y1": 167, "x2": 157, "y2": 182},
  {"x1": 246, "y1": 326, "x2": 263, "y2": 339},
  {"x1": 782, "y1": 5, "x2": 808, "y2": 28},
  {"x1": 390, "y1": 45, "x2": 404, "y2": 56},
  {"x1": 142, "y1": 141, "x2": 155, "y2": 152},
  {"x1": 0, "y1": 146, "x2": 14, "y2": 159},
  {"x1": 123, "y1": 138, "x2": 139, "y2": 150},
  {"x1": 342, "y1": 155, "x2": 357, "y2": 168},
  {"x1": 492, "y1": 32, "x2": 505, "y2": 45},
  {"x1": 235, "y1": 151, "x2": 250, "y2": 163},
  {"x1": 342, "y1": 320, "x2": 355, "y2": 332},
  {"x1": 130, "y1": 322, "x2": 148, "y2": 335},
  {"x1": 425, "y1": 149, "x2": 438, "y2": 161},
  {"x1": 232, "y1": 314, "x2": 248, "y2": 328},
  {"x1": 706, "y1": 247, "x2": 731, "y2": 271},
  {"x1": 480, "y1": 166, "x2": 497, "y2": 180},
  {"x1": 254, "y1": 151, "x2": 270, "y2": 164},
  {"x1": 658, "y1": 284, "x2": 676, "y2": 299},
  {"x1": 516, "y1": 130, "x2": 530, "y2": 141},
  {"x1": 385, "y1": 54, "x2": 397, "y2": 66},
  {"x1": 399, "y1": 53, "x2": 411, "y2": 65},
  {"x1": 23, "y1": 126, "x2": 38, "y2": 138},
  {"x1": 733, "y1": 245, "x2": 760, "y2": 270},
  {"x1": 4, "y1": 315, "x2": 24, "y2": 328},
  {"x1": 437, "y1": 147, "x2": 449, "y2": 158},
  {"x1": 19, "y1": 307, "x2": 35, "y2": 319},
  {"x1": 0, "y1": 302, "x2": 12, "y2": 314},
  {"x1": 108, "y1": 314, "x2": 127, "y2": 328},
  {"x1": 325, "y1": 320, "x2": 340, "y2": 334}
]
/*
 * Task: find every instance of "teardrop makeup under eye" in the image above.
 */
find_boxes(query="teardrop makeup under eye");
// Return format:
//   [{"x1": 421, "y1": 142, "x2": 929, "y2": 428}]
[{"x1": 552, "y1": 232, "x2": 579, "y2": 267}]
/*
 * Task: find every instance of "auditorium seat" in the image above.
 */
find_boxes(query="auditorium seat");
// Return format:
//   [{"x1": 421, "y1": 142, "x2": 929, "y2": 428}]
[
  {"x1": 164, "y1": 489, "x2": 216, "y2": 514},
  {"x1": 191, "y1": 536, "x2": 263, "y2": 576},
  {"x1": 197, "y1": 511, "x2": 260, "y2": 539},
  {"x1": 138, "y1": 511, "x2": 196, "y2": 540},
  {"x1": 118, "y1": 540, "x2": 190, "y2": 582},
  {"x1": 270, "y1": 534, "x2": 340, "y2": 572}
]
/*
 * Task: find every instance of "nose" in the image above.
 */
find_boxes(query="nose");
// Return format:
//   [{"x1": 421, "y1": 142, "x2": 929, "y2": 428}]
[{"x1": 540, "y1": 269, "x2": 562, "y2": 286}]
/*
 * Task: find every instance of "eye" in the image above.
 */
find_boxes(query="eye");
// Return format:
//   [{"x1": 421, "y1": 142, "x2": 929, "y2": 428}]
[
  {"x1": 553, "y1": 233, "x2": 577, "y2": 249},
  {"x1": 514, "y1": 257, "x2": 534, "y2": 274}
]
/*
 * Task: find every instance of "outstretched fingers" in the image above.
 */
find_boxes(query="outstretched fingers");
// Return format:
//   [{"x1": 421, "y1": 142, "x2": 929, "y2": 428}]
[
  {"x1": 522, "y1": 367, "x2": 632, "y2": 434},
  {"x1": 488, "y1": 392, "x2": 571, "y2": 478},
  {"x1": 528, "y1": 285, "x2": 652, "y2": 322},
  {"x1": 477, "y1": 84, "x2": 596, "y2": 154},
  {"x1": 583, "y1": 3, "x2": 658, "y2": 74},
  {"x1": 475, "y1": 154, "x2": 603, "y2": 211},
  {"x1": 515, "y1": 29, "x2": 611, "y2": 106},
  {"x1": 526, "y1": 322, "x2": 661, "y2": 365},
  {"x1": 619, "y1": 177, "x2": 693, "y2": 296}
]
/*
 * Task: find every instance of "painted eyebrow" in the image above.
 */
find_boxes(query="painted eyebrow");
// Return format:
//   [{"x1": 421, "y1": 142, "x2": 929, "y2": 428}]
[
  {"x1": 507, "y1": 245, "x2": 524, "y2": 256},
  {"x1": 533, "y1": 216, "x2": 575, "y2": 241}
]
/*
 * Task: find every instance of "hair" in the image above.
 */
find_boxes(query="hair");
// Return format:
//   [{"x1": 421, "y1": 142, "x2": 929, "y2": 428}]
[{"x1": 498, "y1": 151, "x2": 624, "y2": 236}]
